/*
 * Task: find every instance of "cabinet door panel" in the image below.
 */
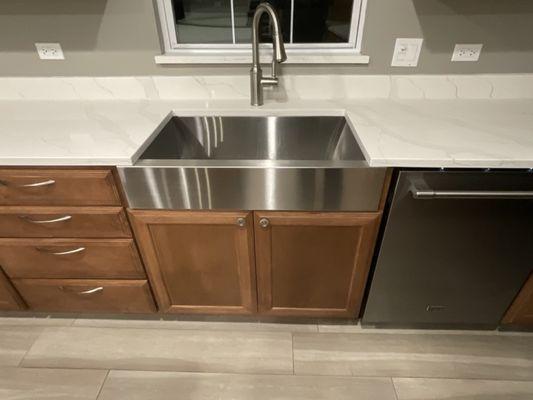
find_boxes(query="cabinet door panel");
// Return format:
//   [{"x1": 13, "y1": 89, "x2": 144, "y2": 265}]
[
  {"x1": 255, "y1": 212, "x2": 380, "y2": 318},
  {"x1": 502, "y1": 274, "x2": 533, "y2": 328},
  {"x1": 128, "y1": 210, "x2": 257, "y2": 315}
]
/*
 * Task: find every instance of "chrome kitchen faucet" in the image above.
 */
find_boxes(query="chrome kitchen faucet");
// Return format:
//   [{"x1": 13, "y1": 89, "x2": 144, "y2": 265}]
[{"x1": 250, "y1": 3, "x2": 287, "y2": 106}]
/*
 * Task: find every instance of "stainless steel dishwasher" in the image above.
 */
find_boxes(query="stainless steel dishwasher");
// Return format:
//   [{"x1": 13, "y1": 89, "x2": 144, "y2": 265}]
[{"x1": 362, "y1": 170, "x2": 533, "y2": 329}]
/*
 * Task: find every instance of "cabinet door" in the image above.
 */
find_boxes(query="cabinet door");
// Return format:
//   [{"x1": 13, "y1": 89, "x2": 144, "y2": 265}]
[
  {"x1": 128, "y1": 210, "x2": 257, "y2": 314},
  {"x1": 0, "y1": 269, "x2": 24, "y2": 311},
  {"x1": 502, "y1": 274, "x2": 533, "y2": 328},
  {"x1": 255, "y1": 212, "x2": 380, "y2": 318}
]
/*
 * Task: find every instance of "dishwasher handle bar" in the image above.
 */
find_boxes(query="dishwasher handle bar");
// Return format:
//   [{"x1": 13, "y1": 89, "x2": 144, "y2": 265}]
[{"x1": 409, "y1": 177, "x2": 533, "y2": 199}]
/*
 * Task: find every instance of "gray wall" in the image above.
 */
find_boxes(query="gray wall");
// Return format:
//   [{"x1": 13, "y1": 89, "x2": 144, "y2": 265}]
[{"x1": 0, "y1": 0, "x2": 532, "y2": 76}]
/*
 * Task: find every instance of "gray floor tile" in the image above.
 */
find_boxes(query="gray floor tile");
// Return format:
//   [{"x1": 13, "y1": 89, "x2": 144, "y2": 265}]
[
  {"x1": 22, "y1": 327, "x2": 293, "y2": 374},
  {"x1": 99, "y1": 370, "x2": 397, "y2": 400},
  {"x1": 393, "y1": 378, "x2": 533, "y2": 400},
  {"x1": 73, "y1": 318, "x2": 318, "y2": 332},
  {"x1": 293, "y1": 332, "x2": 533, "y2": 380},
  {"x1": 0, "y1": 367, "x2": 107, "y2": 400},
  {"x1": 0, "y1": 326, "x2": 42, "y2": 366}
]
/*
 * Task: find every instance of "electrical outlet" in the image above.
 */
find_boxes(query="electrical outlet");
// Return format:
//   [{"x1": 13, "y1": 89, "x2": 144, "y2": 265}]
[
  {"x1": 452, "y1": 44, "x2": 482, "y2": 62},
  {"x1": 391, "y1": 38, "x2": 423, "y2": 67},
  {"x1": 35, "y1": 43, "x2": 65, "y2": 60}
]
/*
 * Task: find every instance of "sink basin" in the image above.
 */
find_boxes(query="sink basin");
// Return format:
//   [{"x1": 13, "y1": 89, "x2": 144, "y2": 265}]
[
  {"x1": 118, "y1": 115, "x2": 387, "y2": 211},
  {"x1": 139, "y1": 116, "x2": 365, "y2": 163}
]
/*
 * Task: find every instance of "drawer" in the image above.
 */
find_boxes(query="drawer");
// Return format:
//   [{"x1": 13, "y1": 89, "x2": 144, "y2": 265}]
[
  {"x1": 0, "y1": 239, "x2": 145, "y2": 279},
  {"x1": 0, "y1": 168, "x2": 121, "y2": 206},
  {"x1": 13, "y1": 279, "x2": 156, "y2": 313},
  {"x1": 0, "y1": 207, "x2": 131, "y2": 238}
]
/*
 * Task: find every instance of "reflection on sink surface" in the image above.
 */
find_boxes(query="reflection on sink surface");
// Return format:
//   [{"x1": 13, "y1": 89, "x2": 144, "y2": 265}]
[{"x1": 140, "y1": 116, "x2": 365, "y2": 162}]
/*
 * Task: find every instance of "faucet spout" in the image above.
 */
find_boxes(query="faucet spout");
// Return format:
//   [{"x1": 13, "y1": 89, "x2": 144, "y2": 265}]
[{"x1": 250, "y1": 2, "x2": 287, "y2": 106}]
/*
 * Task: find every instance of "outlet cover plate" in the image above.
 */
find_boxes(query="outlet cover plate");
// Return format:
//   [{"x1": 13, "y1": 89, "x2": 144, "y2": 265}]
[
  {"x1": 452, "y1": 44, "x2": 482, "y2": 62},
  {"x1": 391, "y1": 38, "x2": 423, "y2": 67},
  {"x1": 35, "y1": 43, "x2": 65, "y2": 60}
]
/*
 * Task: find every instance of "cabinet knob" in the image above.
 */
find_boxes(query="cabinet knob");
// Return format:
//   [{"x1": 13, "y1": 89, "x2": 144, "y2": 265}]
[
  {"x1": 237, "y1": 217, "x2": 246, "y2": 227},
  {"x1": 259, "y1": 218, "x2": 270, "y2": 228}
]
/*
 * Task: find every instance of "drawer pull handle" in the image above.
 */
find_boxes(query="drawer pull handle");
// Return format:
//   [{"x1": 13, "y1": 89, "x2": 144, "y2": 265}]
[
  {"x1": 78, "y1": 287, "x2": 104, "y2": 295},
  {"x1": 19, "y1": 215, "x2": 72, "y2": 224},
  {"x1": 60, "y1": 286, "x2": 104, "y2": 295},
  {"x1": 0, "y1": 179, "x2": 56, "y2": 188},
  {"x1": 37, "y1": 247, "x2": 86, "y2": 256},
  {"x1": 259, "y1": 218, "x2": 270, "y2": 228}
]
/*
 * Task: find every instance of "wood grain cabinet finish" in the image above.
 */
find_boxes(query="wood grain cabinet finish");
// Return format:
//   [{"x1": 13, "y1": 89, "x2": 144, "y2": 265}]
[
  {"x1": 13, "y1": 279, "x2": 155, "y2": 313},
  {"x1": 0, "y1": 169, "x2": 121, "y2": 206},
  {"x1": 502, "y1": 274, "x2": 533, "y2": 327},
  {"x1": 254, "y1": 212, "x2": 381, "y2": 318},
  {"x1": 0, "y1": 206, "x2": 131, "y2": 238},
  {"x1": 0, "y1": 238, "x2": 145, "y2": 279},
  {"x1": 128, "y1": 210, "x2": 257, "y2": 315},
  {"x1": 0, "y1": 269, "x2": 25, "y2": 311}
]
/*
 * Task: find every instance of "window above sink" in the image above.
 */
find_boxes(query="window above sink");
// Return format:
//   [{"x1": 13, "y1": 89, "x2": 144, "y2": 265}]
[{"x1": 154, "y1": 0, "x2": 370, "y2": 65}]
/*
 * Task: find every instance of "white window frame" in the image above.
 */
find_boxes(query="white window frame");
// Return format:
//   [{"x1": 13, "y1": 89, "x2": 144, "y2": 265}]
[{"x1": 154, "y1": 0, "x2": 369, "y2": 64}]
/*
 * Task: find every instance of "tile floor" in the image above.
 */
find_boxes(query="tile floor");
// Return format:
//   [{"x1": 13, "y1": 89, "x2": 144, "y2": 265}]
[{"x1": 0, "y1": 316, "x2": 532, "y2": 399}]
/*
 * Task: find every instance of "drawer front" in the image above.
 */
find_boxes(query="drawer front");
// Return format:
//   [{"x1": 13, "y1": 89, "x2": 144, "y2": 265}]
[
  {"x1": 14, "y1": 279, "x2": 156, "y2": 313},
  {"x1": 0, "y1": 169, "x2": 121, "y2": 206},
  {"x1": 0, "y1": 239, "x2": 145, "y2": 279},
  {"x1": 0, "y1": 207, "x2": 131, "y2": 238}
]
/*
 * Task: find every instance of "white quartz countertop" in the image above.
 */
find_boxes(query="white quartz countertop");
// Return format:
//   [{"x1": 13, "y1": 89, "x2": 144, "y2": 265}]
[{"x1": 1, "y1": 75, "x2": 533, "y2": 168}]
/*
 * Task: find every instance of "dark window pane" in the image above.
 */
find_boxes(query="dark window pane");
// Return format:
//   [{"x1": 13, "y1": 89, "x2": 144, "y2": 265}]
[
  {"x1": 293, "y1": 0, "x2": 353, "y2": 43},
  {"x1": 234, "y1": 0, "x2": 291, "y2": 43},
  {"x1": 172, "y1": 0, "x2": 233, "y2": 44}
]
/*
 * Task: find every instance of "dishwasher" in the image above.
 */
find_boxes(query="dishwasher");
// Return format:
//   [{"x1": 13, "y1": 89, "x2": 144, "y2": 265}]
[{"x1": 362, "y1": 170, "x2": 533, "y2": 329}]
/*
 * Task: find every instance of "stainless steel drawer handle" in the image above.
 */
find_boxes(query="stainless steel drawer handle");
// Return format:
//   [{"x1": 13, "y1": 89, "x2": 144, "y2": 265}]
[
  {"x1": 19, "y1": 215, "x2": 72, "y2": 224},
  {"x1": 409, "y1": 178, "x2": 533, "y2": 199},
  {"x1": 61, "y1": 286, "x2": 104, "y2": 295},
  {"x1": 259, "y1": 218, "x2": 270, "y2": 228},
  {"x1": 36, "y1": 247, "x2": 85, "y2": 256},
  {"x1": 0, "y1": 179, "x2": 56, "y2": 188},
  {"x1": 78, "y1": 287, "x2": 104, "y2": 295},
  {"x1": 237, "y1": 217, "x2": 246, "y2": 227}
]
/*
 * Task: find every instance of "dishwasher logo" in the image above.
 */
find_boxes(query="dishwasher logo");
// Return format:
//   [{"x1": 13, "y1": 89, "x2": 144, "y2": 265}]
[{"x1": 426, "y1": 305, "x2": 447, "y2": 312}]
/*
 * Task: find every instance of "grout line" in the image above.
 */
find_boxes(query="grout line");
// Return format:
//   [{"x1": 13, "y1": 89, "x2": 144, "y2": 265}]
[
  {"x1": 12, "y1": 365, "x2": 533, "y2": 382},
  {"x1": 16, "y1": 327, "x2": 45, "y2": 368},
  {"x1": 291, "y1": 332, "x2": 295, "y2": 375},
  {"x1": 95, "y1": 370, "x2": 110, "y2": 400},
  {"x1": 391, "y1": 377, "x2": 400, "y2": 400},
  {"x1": 63, "y1": 323, "x2": 317, "y2": 334}
]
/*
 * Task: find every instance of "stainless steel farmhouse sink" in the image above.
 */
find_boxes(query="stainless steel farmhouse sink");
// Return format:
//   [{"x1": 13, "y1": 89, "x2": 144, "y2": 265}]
[{"x1": 117, "y1": 116, "x2": 387, "y2": 211}]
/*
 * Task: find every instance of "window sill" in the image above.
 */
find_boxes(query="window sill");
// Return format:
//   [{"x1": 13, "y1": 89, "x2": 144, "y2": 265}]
[{"x1": 154, "y1": 50, "x2": 370, "y2": 65}]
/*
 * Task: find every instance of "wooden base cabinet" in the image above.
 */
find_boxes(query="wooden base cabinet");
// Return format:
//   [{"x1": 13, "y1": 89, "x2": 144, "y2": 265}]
[
  {"x1": 128, "y1": 210, "x2": 257, "y2": 315},
  {"x1": 255, "y1": 212, "x2": 381, "y2": 318},
  {"x1": 502, "y1": 274, "x2": 533, "y2": 328},
  {"x1": 130, "y1": 209, "x2": 381, "y2": 319},
  {"x1": 0, "y1": 269, "x2": 25, "y2": 311}
]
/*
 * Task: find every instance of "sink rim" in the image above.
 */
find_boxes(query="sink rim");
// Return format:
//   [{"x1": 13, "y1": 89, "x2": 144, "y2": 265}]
[{"x1": 133, "y1": 114, "x2": 369, "y2": 168}]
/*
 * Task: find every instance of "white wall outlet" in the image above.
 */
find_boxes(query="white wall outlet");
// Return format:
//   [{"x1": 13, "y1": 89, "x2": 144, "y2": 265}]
[
  {"x1": 391, "y1": 38, "x2": 423, "y2": 67},
  {"x1": 35, "y1": 43, "x2": 65, "y2": 60},
  {"x1": 451, "y1": 44, "x2": 482, "y2": 62}
]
